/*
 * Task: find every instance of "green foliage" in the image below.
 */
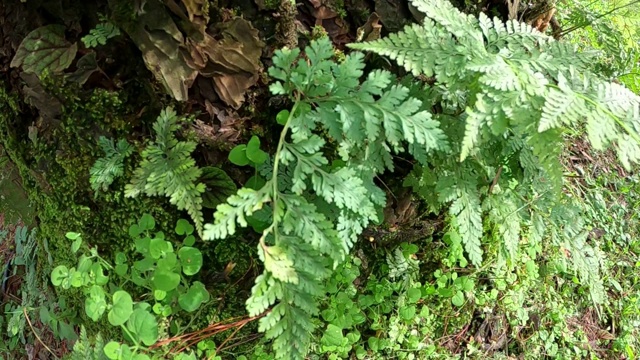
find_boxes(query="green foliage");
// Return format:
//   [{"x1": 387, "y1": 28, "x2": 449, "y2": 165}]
[
  {"x1": 50, "y1": 214, "x2": 209, "y2": 358},
  {"x1": 125, "y1": 109, "x2": 206, "y2": 236},
  {"x1": 350, "y1": 0, "x2": 640, "y2": 294},
  {"x1": 65, "y1": 327, "x2": 108, "y2": 360},
  {"x1": 81, "y1": 22, "x2": 121, "y2": 48},
  {"x1": 203, "y1": 37, "x2": 447, "y2": 359},
  {"x1": 90, "y1": 137, "x2": 134, "y2": 192}
]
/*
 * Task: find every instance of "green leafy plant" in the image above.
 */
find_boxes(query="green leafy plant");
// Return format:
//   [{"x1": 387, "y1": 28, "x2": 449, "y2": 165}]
[
  {"x1": 81, "y1": 22, "x2": 121, "y2": 48},
  {"x1": 90, "y1": 136, "x2": 134, "y2": 192},
  {"x1": 125, "y1": 109, "x2": 206, "y2": 236},
  {"x1": 203, "y1": 36, "x2": 447, "y2": 359},
  {"x1": 50, "y1": 214, "x2": 209, "y2": 358},
  {"x1": 349, "y1": 0, "x2": 640, "y2": 305}
]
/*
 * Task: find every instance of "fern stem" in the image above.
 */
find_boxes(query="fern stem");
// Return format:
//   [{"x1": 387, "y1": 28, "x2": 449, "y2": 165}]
[{"x1": 271, "y1": 98, "x2": 300, "y2": 242}]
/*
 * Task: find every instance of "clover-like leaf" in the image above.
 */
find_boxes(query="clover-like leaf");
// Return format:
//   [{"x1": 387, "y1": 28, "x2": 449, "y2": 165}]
[
  {"x1": 152, "y1": 270, "x2": 181, "y2": 292},
  {"x1": 85, "y1": 285, "x2": 107, "y2": 321},
  {"x1": 178, "y1": 281, "x2": 210, "y2": 312},
  {"x1": 103, "y1": 341, "x2": 121, "y2": 359},
  {"x1": 139, "y1": 213, "x2": 156, "y2": 231},
  {"x1": 228, "y1": 144, "x2": 250, "y2": 166},
  {"x1": 149, "y1": 239, "x2": 171, "y2": 259},
  {"x1": 178, "y1": 247, "x2": 203, "y2": 276},
  {"x1": 246, "y1": 136, "x2": 268, "y2": 165},
  {"x1": 108, "y1": 291, "x2": 134, "y2": 326},
  {"x1": 175, "y1": 219, "x2": 195, "y2": 236},
  {"x1": 11, "y1": 25, "x2": 78, "y2": 74},
  {"x1": 51, "y1": 265, "x2": 69, "y2": 286},
  {"x1": 126, "y1": 308, "x2": 159, "y2": 346}
]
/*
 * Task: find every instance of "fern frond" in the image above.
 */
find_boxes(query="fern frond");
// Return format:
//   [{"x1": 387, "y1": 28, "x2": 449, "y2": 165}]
[
  {"x1": 81, "y1": 22, "x2": 120, "y2": 48},
  {"x1": 205, "y1": 37, "x2": 448, "y2": 359},
  {"x1": 450, "y1": 186, "x2": 483, "y2": 266},
  {"x1": 90, "y1": 137, "x2": 133, "y2": 192},
  {"x1": 125, "y1": 108, "x2": 206, "y2": 235}
]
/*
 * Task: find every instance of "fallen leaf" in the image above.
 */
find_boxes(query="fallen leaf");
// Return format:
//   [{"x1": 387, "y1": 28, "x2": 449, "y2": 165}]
[
  {"x1": 66, "y1": 52, "x2": 102, "y2": 85},
  {"x1": 125, "y1": 1, "x2": 197, "y2": 101},
  {"x1": 356, "y1": 13, "x2": 382, "y2": 42},
  {"x1": 190, "y1": 18, "x2": 265, "y2": 108},
  {"x1": 11, "y1": 24, "x2": 78, "y2": 75},
  {"x1": 21, "y1": 73, "x2": 62, "y2": 122}
]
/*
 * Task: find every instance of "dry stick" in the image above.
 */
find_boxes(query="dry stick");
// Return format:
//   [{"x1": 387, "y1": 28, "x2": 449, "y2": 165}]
[
  {"x1": 23, "y1": 307, "x2": 59, "y2": 360},
  {"x1": 215, "y1": 320, "x2": 249, "y2": 354}
]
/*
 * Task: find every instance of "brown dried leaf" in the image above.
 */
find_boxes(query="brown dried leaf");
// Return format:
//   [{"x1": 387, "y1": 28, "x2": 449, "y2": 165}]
[
  {"x1": 180, "y1": 0, "x2": 210, "y2": 36},
  {"x1": 192, "y1": 18, "x2": 265, "y2": 108},
  {"x1": 125, "y1": 1, "x2": 196, "y2": 101},
  {"x1": 66, "y1": 52, "x2": 101, "y2": 85},
  {"x1": 11, "y1": 25, "x2": 78, "y2": 75}
]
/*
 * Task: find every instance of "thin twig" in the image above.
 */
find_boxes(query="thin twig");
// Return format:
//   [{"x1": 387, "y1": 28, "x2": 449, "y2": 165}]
[{"x1": 23, "y1": 307, "x2": 59, "y2": 359}]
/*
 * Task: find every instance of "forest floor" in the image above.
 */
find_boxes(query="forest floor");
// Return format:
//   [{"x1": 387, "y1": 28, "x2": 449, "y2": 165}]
[{"x1": 0, "y1": 0, "x2": 639, "y2": 359}]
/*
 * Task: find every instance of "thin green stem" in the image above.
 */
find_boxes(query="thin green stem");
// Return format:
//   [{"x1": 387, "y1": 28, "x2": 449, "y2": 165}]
[{"x1": 271, "y1": 97, "x2": 300, "y2": 243}]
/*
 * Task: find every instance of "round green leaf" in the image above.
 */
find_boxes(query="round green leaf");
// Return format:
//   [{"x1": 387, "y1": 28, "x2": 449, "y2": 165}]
[
  {"x1": 108, "y1": 291, "x2": 134, "y2": 326},
  {"x1": 321, "y1": 324, "x2": 345, "y2": 348},
  {"x1": 152, "y1": 270, "x2": 181, "y2": 292},
  {"x1": 228, "y1": 144, "x2": 250, "y2": 166},
  {"x1": 452, "y1": 290, "x2": 465, "y2": 307},
  {"x1": 85, "y1": 286, "x2": 107, "y2": 321},
  {"x1": 175, "y1": 219, "x2": 194, "y2": 236},
  {"x1": 126, "y1": 308, "x2": 158, "y2": 346},
  {"x1": 51, "y1": 265, "x2": 69, "y2": 286},
  {"x1": 128, "y1": 224, "x2": 142, "y2": 238},
  {"x1": 115, "y1": 263, "x2": 128, "y2": 277},
  {"x1": 157, "y1": 252, "x2": 177, "y2": 271},
  {"x1": 178, "y1": 281, "x2": 210, "y2": 312},
  {"x1": 399, "y1": 305, "x2": 416, "y2": 321},
  {"x1": 154, "y1": 290, "x2": 167, "y2": 301},
  {"x1": 178, "y1": 247, "x2": 203, "y2": 276},
  {"x1": 183, "y1": 235, "x2": 196, "y2": 247},
  {"x1": 77, "y1": 256, "x2": 93, "y2": 273},
  {"x1": 70, "y1": 269, "x2": 84, "y2": 287},
  {"x1": 276, "y1": 109, "x2": 290, "y2": 125},
  {"x1": 115, "y1": 252, "x2": 127, "y2": 265},
  {"x1": 103, "y1": 341, "x2": 121, "y2": 359},
  {"x1": 149, "y1": 239, "x2": 170, "y2": 259},
  {"x1": 406, "y1": 287, "x2": 422, "y2": 304},
  {"x1": 138, "y1": 213, "x2": 155, "y2": 231},
  {"x1": 246, "y1": 136, "x2": 268, "y2": 165}
]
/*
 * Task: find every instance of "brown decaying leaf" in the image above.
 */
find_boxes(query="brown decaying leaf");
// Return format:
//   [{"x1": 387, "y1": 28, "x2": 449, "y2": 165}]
[
  {"x1": 125, "y1": 0, "x2": 197, "y2": 101},
  {"x1": 124, "y1": 1, "x2": 264, "y2": 107},
  {"x1": 187, "y1": 18, "x2": 265, "y2": 109},
  {"x1": 10, "y1": 24, "x2": 77, "y2": 75}
]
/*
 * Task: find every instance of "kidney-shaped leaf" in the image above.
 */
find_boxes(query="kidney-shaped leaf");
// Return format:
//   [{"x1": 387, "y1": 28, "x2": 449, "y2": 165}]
[
  {"x1": 178, "y1": 247, "x2": 203, "y2": 276},
  {"x1": 11, "y1": 25, "x2": 78, "y2": 75},
  {"x1": 178, "y1": 281, "x2": 210, "y2": 312},
  {"x1": 126, "y1": 308, "x2": 158, "y2": 346},
  {"x1": 152, "y1": 270, "x2": 181, "y2": 291},
  {"x1": 108, "y1": 291, "x2": 134, "y2": 326}
]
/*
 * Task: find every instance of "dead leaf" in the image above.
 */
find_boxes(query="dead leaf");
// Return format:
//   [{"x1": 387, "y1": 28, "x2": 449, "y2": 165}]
[
  {"x1": 66, "y1": 52, "x2": 102, "y2": 85},
  {"x1": 11, "y1": 24, "x2": 78, "y2": 75},
  {"x1": 125, "y1": 1, "x2": 197, "y2": 101},
  {"x1": 21, "y1": 73, "x2": 62, "y2": 122},
  {"x1": 191, "y1": 18, "x2": 265, "y2": 108},
  {"x1": 356, "y1": 13, "x2": 382, "y2": 42}
]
